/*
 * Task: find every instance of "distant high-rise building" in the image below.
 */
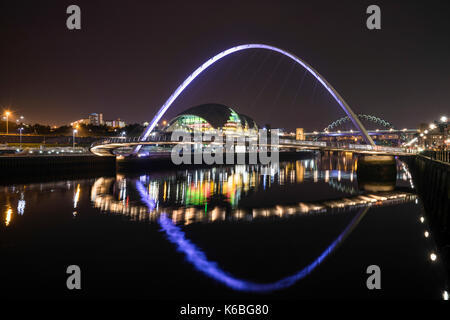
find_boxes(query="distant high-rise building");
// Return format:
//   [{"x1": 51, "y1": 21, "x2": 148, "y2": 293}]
[
  {"x1": 105, "y1": 118, "x2": 126, "y2": 129},
  {"x1": 296, "y1": 128, "x2": 304, "y2": 140},
  {"x1": 89, "y1": 113, "x2": 104, "y2": 126}
]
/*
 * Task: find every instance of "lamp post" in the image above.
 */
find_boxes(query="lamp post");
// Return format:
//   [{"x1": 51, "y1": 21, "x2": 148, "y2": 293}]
[
  {"x1": 19, "y1": 127, "x2": 23, "y2": 150},
  {"x1": 440, "y1": 116, "x2": 448, "y2": 150},
  {"x1": 73, "y1": 129, "x2": 77, "y2": 148},
  {"x1": 5, "y1": 111, "x2": 10, "y2": 134}
]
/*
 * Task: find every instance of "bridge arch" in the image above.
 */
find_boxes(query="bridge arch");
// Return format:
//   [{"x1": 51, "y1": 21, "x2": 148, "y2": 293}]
[
  {"x1": 325, "y1": 114, "x2": 393, "y2": 132},
  {"x1": 137, "y1": 44, "x2": 375, "y2": 153}
]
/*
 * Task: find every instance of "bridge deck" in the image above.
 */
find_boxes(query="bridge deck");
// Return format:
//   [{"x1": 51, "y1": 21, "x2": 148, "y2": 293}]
[{"x1": 90, "y1": 138, "x2": 417, "y2": 157}]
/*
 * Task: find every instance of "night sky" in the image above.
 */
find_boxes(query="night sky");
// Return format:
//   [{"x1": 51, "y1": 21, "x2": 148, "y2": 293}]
[{"x1": 1, "y1": 0, "x2": 449, "y2": 130}]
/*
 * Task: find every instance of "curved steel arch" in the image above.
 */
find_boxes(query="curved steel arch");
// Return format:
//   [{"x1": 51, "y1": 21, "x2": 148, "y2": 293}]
[
  {"x1": 324, "y1": 114, "x2": 393, "y2": 132},
  {"x1": 136, "y1": 44, "x2": 375, "y2": 153}
]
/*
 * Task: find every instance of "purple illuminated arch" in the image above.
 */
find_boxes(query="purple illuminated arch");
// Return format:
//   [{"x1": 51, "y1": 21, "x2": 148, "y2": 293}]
[{"x1": 136, "y1": 44, "x2": 375, "y2": 153}]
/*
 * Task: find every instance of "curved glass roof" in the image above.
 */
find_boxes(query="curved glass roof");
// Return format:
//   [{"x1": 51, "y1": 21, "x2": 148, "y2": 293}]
[{"x1": 169, "y1": 103, "x2": 258, "y2": 130}]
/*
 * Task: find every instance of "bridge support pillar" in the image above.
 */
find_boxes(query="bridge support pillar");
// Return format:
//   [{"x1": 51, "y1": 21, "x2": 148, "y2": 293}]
[
  {"x1": 357, "y1": 155, "x2": 396, "y2": 192},
  {"x1": 359, "y1": 155, "x2": 395, "y2": 165}
]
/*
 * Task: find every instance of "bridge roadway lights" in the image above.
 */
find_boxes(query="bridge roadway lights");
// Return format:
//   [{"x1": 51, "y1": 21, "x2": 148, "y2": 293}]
[{"x1": 357, "y1": 155, "x2": 397, "y2": 192}]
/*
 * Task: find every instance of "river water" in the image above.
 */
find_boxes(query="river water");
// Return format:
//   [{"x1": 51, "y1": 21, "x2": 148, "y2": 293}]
[{"x1": 0, "y1": 153, "x2": 447, "y2": 299}]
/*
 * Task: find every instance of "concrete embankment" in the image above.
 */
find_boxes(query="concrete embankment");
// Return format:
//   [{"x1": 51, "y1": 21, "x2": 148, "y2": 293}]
[
  {"x1": 115, "y1": 151, "x2": 316, "y2": 172},
  {"x1": 403, "y1": 155, "x2": 450, "y2": 277},
  {"x1": 0, "y1": 151, "x2": 315, "y2": 182},
  {"x1": 0, "y1": 155, "x2": 116, "y2": 184},
  {"x1": 356, "y1": 155, "x2": 397, "y2": 189},
  {"x1": 404, "y1": 155, "x2": 450, "y2": 229},
  {"x1": 0, "y1": 134, "x2": 105, "y2": 146}
]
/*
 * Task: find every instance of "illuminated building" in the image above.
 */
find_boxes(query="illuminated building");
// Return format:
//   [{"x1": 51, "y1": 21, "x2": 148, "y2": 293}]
[
  {"x1": 162, "y1": 104, "x2": 259, "y2": 137},
  {"x1": 72, "y1": 113, "x2": 105, "y2": 127},
  {"x1": 296, "y1": 128, "x2": 304, "y2": 140},
  {"x1": 105, "y1": 118, "x2": 126, "y2": 129},
  {"x1": 88, "y1": 113, "x2": 104, "y2": 126}
]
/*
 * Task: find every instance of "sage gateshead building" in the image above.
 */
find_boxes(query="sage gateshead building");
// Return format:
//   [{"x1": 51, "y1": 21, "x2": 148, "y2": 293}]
[{"x1": 160, "y1": 103, "x2": 259, "y2": 137}]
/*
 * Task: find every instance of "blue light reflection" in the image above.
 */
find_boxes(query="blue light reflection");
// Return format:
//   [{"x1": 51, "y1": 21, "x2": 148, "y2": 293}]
[{"x1": 137, "y1": 180, "x2": 368, "y2": 293}]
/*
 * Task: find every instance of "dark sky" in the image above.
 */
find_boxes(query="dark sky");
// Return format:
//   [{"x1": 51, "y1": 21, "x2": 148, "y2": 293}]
[{"x1": 1, "y1": 0, "x2": 449, "y2": 130}]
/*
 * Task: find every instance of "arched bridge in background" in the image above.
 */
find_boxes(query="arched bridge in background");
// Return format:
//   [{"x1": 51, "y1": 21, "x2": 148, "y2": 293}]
[
  {"x1": 305, "y1": 114, "x2": 417, "y2": 144},
  {"x1": 324, "y1": 114, "x2": 394, "y2": 132}
]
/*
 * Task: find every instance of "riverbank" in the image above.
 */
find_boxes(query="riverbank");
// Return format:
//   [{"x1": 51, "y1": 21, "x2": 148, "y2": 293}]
[
  {"x1": 403, "y1": 155, "x2": 450, "y2": 280},
  {"x1": 404, "y1": 155, "x2": 450, "y2": 229},
  {"x1": 0, "y1": 155, "x2": 116, "y2": 184},
  {"x1": 116, "y1": 150, "x2": 316, "y2": 172},
  {"x1": 0, "y1": 150, "x2": 316, "y2": 183}
]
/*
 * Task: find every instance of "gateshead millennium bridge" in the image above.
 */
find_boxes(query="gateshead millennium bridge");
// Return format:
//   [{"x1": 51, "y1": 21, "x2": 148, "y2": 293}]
[{"x1": 90, "y1": 44, "x2": 417, "y2": 157}]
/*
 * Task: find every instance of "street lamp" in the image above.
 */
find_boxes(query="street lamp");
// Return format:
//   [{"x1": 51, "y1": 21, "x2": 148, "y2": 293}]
[
  {"x1": 441, "y1": 116, "x2": 448, "y2": 123},
  {"x1": 18, "y1": 127, "x2": 23, "y2": 150},
  {"x1": 73, "y1": 129, "x2": 78, "y2": 148},
  {"x1": 429, "y1": 123, "x2": 436, "y2": 130},
  {"x1": 4, "y1": 111, "x2": 10, "y2": 134}
]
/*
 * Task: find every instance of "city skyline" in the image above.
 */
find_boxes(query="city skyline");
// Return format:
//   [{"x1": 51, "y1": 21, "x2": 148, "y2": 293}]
[{"x1": 1, "y1": 1, "x2": 449, "y2": 129}]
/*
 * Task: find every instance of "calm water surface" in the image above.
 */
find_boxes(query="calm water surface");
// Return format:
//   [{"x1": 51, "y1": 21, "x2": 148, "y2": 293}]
[{"x1": 0, "y1": 153, "x2": 447, "y2": 299}]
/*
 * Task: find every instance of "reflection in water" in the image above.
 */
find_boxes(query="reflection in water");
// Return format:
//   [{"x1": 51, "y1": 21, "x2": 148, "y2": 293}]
[
  {"x1": 73, "y1": 184, "x2": 81, "y2": 209},
  {"x1": 89, "y1": 157, "x2": 417, "y2": 225},
  {"x1": 1, "y1": 154, "x2": 448, "y2": 298},
  {"x1": 4, "y1": 155, "x2": 416, "y2": 226},
  {"x1": 399, "y1": 161, "x2": 415, "y2": 189},
  {"x1": 135, "y1": 181, "x2": 156, "y2": 211},
  {"x1": 121, "y1": 159, "x2": 417, "y2": 292},
  {"x1": 1, "y1": 180, "x2": 83, "y2": 226},
  {"x1": 90, "y1": 176, "x2": 415, "y2": 225},
  {"x1": 17, "y1": 194, "x2": 25, "y2": 215},
  {"x1": 0, "y1": 156, "x2": 419, "y2": 230},
  {"x1": 154, "y1": 203, "x2": 369, "y2": 293},
  {"x1": 5, "y1": 207, "x2": 12, "y2": 226}
]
